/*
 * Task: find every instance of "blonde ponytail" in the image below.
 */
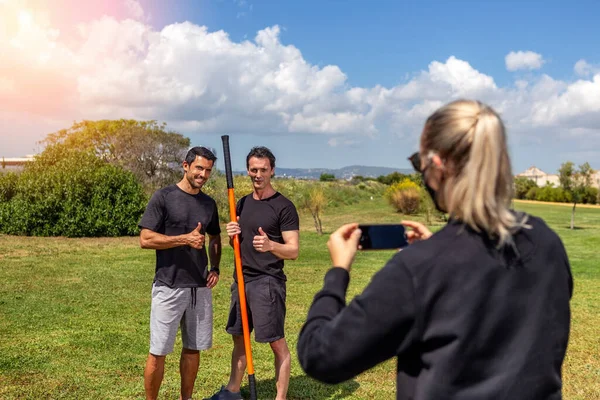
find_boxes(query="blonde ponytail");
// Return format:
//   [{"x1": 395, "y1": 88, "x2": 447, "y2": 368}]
[{"x1": 423, "y1": 100, "x2": 529, "y2": 246}]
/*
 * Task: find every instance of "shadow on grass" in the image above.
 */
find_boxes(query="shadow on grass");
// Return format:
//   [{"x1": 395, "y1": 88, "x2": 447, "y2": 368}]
[{"x1": 240, "y1": 374, "x2": 360, "y2": 400}]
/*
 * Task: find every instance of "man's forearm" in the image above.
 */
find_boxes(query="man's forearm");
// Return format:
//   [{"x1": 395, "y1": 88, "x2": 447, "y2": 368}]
[
  {"x1": 270, "y1": 241, "x2": 298, "y2": 260},
  {"x1": 140, "y1": 231, "x2": 190, "y2": 250}
]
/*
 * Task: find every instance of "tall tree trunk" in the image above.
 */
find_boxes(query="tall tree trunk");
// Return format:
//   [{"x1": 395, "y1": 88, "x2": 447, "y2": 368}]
[
  {"x1": 311, "y1": 212, "x2": 321, "y2": 234},
  {"x1": 570, "y1": 202, "x2": 576, "y2": 230},
  {"x1": 317, "y1": 215, "x2": 323, "y2": 235}
]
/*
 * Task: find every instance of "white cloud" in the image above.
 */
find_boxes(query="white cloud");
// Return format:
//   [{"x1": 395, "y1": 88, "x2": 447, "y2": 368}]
[
  {"x1": 574, "y1": 59, "x2": 592, "y2": 76},
  {"x1": 429, "y1": 56, "x2": 497, "y2": 93},
  {"x1": 1, "y1": 13, "x2": 600, "y2": 157},
  {"x1": 529, "y1": 75, "x2": 600, "y2": 128},
  {"x1": 574, "y1": 59, "x2": 600, "y2": 77},
  {"x1": 235, "y1": 0, "x2": 252, "y2": 19},
  {"x1": 124, "y1": 0, "x2": 145, "y2": 21},
  {"x1": 505, "y1": 51, "x2": 545, "y2": 71},
  {"x1": 328, "y1": 137, "x2": 359, "y2": 147}
]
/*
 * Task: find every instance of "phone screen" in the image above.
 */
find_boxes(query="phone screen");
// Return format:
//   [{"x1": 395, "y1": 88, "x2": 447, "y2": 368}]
[{"x1": 358, "y1": 224, "x2": 409, "y2": 250}]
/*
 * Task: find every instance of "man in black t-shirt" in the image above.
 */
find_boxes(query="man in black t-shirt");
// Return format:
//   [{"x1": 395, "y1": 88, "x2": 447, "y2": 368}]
[
  {"x1": 207, "y1": 147, "x2": 299, "y2": 400},
  {"x1": 139, "y1": 146, "x2": 222, "y2": 400}
]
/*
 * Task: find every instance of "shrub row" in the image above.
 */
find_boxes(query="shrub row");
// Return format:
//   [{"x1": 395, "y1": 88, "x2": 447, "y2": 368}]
[
  {"x1": 3, "y1": 150, "x2": 595, "y2": 238},
  {"x1": 0, "y1": 146, "x2": 147, "y2": 237},
  {"x1": 520, "y1": 185, "x2": 598, "y2": 204}
]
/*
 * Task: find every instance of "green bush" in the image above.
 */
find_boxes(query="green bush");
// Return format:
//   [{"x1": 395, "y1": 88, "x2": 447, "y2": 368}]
[
  {"x1": 520, "y1": 184, "x2": 599, "y2": 204},
  {"x1": 535, "y1": 185, "x2": 568, "y2": 203},
  {"x1": 525, "y1": 187, "x2": 539, "y2": 201},
  {"x1": 0, "y1": 171, "x2": 19, "y2": 202},
  {"x1": 356, "y1": 180, "x2": 387, "y2": 194},
  {"x1": 0, "y1": 146, "x2": 147, "y2": 237},
  {"x1": 582, "y1": 186, "x2": 598, "y2": 204},
  {"x1": 391, "y1": 188, "x2": 421, "y2": 214},
  {"x1": 377, "y1": 171, "x2": 422, "y2": 186},
  {"x1": 514, "y1": 177, "x2": 538, "y2": 199},
  {"x1": 350, "y1": 175, "x2": 377, "y2": 184},
  {"x1": 325, "y1": 185, "x2": 363, "y2": 206},
  {"x1": 319, "y1": 173, "x2": 336, "y2": 182},
  {"x1": 385, "y1": 178, "x2": 422, "y2": 214}
]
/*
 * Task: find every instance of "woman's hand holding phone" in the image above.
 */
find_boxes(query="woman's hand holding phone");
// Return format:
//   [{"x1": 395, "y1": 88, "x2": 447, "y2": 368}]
[
  {"x1": 328, "y1": 223, "x2": 362, "y2": 271},
  {"x1": 401, "y1": 220, "x2": 433, "y2": 244}
]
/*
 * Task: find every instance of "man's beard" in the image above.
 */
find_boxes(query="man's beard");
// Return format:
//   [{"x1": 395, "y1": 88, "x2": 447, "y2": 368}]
[{"x1": 188, "y1": 174, "x2": 205, "y2": 189}]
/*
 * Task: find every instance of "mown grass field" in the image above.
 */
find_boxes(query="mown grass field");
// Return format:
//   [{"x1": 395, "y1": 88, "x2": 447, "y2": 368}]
[{"x1": 0, "y1": 198, "x2": 598, "y2": 399}]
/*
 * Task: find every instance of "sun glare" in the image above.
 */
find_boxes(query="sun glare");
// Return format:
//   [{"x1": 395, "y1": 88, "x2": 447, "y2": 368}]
[{"x1": 18, "y1": 10, "x2": 33, "y2": 28}]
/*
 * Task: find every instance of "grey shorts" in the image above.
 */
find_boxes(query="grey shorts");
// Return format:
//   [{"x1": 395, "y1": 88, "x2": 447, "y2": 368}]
[
  {"x1": 149, "y1": 284, "x2": 213, "y2": 356},
  {"x1": 226, "y1": 275, "x2": 286, "y2": 343}
]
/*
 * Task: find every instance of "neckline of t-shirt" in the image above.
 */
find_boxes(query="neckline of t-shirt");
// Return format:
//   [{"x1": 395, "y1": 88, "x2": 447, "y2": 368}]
[
  {"x1": 174, "y1": 184, "x2": 204, "y2": 197},
  {"x1": 250, "y1": 191, "x2": 280, "y2": 201}
]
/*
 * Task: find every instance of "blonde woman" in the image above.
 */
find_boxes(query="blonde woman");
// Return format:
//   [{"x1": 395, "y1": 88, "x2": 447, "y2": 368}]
[{"x1": 297, "y1": 100, "x2": 573, "y2": 400}]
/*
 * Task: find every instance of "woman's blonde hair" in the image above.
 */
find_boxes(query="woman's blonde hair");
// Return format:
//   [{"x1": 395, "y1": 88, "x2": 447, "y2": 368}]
[{"x1": 422, "y1": 99, "x2": 528, "y2": 246}]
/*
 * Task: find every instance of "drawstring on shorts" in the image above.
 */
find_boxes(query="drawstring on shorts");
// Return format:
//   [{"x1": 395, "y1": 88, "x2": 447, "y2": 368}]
[{"x1": 190, "y1": 287, "x2": 197, "y2": 309}]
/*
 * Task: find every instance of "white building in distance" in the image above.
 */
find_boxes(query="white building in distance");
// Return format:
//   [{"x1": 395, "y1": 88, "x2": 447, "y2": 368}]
[
  {"x1": 1, "y1": 155, "x2": 35, "y2": 172},
  {"x1": 516, "y1": 166, "x2": 600, "y2": 188}
]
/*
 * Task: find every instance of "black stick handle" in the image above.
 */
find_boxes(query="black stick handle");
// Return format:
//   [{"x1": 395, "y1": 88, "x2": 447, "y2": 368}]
[
  {"x1": 248, "y1": 374, "x2": 257, "y2": 400},
  {"x1": 221, "y1": 135, "x2": 234, "y2": 189}
]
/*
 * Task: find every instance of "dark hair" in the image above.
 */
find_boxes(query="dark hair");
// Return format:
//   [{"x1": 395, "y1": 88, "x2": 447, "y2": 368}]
[
  {"x1": 185, "y1": 146, "x2": 217, "y2": 165},
  {"x1": 246, "y1": 146, "x2": 276, "y2": 170}
]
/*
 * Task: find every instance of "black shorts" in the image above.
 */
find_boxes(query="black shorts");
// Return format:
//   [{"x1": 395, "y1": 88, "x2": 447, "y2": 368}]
[{"x1": 226, "y1": 275, "x2": 286, "y2": 343}]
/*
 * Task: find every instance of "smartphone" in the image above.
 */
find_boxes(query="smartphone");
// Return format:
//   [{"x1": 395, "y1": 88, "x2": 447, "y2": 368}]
[{"x1": 358, "y1": 224, "x2": 409, "y2": 250}]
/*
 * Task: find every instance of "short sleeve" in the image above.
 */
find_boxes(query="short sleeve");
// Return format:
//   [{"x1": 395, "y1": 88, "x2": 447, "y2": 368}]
[
  {"x1": 280, "y1": 200, "x2": 299, "y2": 232},
  {"x1": 235, "y1": 195, "x2": 247, "y2": 217},
  {"x1": 206, "y1": 199, "x2": 221, "y2": 236},
  {"x1": 139, "y1": 190, "x2": 165, "y2": 232}
]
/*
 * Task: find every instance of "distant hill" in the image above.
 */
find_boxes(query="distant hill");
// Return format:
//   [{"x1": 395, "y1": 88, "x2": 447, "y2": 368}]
[{"x1": 232, "y1": 165, "x2": 413, "y2": 180}]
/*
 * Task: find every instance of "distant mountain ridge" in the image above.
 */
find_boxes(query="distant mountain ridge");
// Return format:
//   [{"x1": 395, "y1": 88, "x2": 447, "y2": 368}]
[{"x1": 232, "y1": 165, "x2": 413, "y2": 179}]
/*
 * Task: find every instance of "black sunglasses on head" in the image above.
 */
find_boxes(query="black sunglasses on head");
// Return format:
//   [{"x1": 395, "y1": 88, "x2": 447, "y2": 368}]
[{"x1": 408, "y1": 152, "x2": 421, "y2": 172}]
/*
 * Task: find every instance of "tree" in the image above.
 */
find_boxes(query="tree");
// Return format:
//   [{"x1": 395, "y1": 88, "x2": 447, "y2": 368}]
[
  {"x1": 559, "y1": 161, "x2": 594, "y2": 229},
  {"x1": 295, "y1": 184, "x2": 327, "y2": 234},
  {"x1": 1, "y1": 157, "x2": 5, "y2": 169},
  {"x1": 319, "y1": 173, "x2": 336, "y2": 182},
  {"x1": 514, "y1": 176, "x2": 538, "y2": 199},
  {"x1": 377, "y1": 171, "x2": 407, "y2": 185},
  {"x1": 42, "y1": 119, "x2": 190, "y2": 193}
]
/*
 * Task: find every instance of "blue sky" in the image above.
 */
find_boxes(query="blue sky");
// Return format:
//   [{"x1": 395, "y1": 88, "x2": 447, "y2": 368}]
[
  {"x1": 1, "y1": 0, "x2": 600, "y2": 174},
  {"x1": 156, "y1": 0, "x2": 599, "y2": 88}
]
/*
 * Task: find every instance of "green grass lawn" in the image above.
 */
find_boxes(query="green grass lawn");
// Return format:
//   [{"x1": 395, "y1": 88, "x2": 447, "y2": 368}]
[{"x1": 0, "y1": 198, "x2": 598, "y2": 399}]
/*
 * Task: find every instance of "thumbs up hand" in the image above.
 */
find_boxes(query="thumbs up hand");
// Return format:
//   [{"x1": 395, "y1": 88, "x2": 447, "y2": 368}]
[
  {"x1": 253, "y1": 227, "x2": 272, "y2": 253},
  {"x1": 187, "y1": 222, "x2": 205, "y2": 249}
]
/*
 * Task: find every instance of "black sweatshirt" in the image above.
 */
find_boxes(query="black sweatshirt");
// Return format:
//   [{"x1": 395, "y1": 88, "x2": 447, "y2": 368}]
[{"x1": 297, "y1": 215, "x2": 573, "y2": 400}]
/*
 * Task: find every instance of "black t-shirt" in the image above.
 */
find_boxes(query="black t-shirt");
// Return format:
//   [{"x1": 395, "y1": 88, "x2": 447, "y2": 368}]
[
  {"x1": 139, "y1": 185, "x2": 221, "y2": 288},
  {"x1": 236, "y1": 192, "x2": 299, "y2": 282}
]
